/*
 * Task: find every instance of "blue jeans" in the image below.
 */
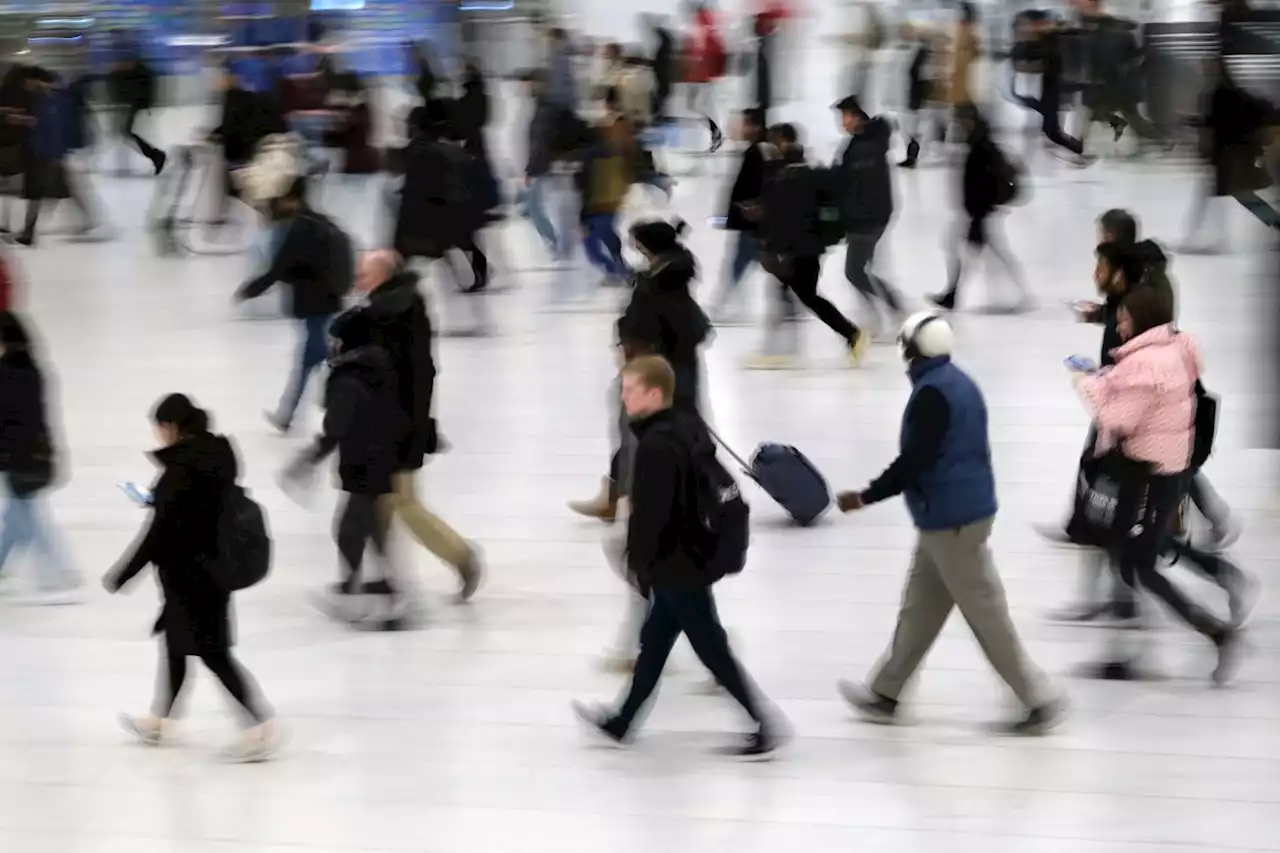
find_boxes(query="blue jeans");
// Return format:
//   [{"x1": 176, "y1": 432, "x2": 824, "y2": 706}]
[
  {"x1": 0, "y1": 481, "x2": 80, "y2": 591},
  {"x1": 583, "y1": 213, "x2": 626, "y2": 278},
  {"x1": 277, "y1": 314, "x2": 332, "y2": 427},
  {"x1": 525, "y1": 176, "x2": 565, "y2": 259}
]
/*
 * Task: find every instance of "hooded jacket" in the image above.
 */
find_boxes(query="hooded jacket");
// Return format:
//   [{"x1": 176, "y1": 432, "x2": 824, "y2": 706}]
[
  {"x1": 626, "y1": 406, "x2": 717, "y2": 590},
  {"x1": 833, "y1": 115, "x2": 894, "y2": 231},
  {"x1": 1075, "y1": 324, "x2": 1200, "y2": 475},
  {"x1": 617, "y1": 247, "x2": 709, "y2": 409},
  {"x1": 364, "y1": 270, "x2": 438, "y2": 470},
  {"x1": 108, "y1": 431, "x2": 240, "y2": 654},
  {"x1": 308, "y1": 344, "x2": 407, "y2": 495}
]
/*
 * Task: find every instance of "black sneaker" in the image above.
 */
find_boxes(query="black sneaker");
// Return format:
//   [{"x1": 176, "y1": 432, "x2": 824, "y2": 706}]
[
  {"x1": 1073, "y1": 659, "x2": 1145, "y2": 681},
  {"x1": 570, "y1": 701, "x2": 629, "y2": 747},
  {"x1": 715, "y1": 726, "x2": 786, "y2": 762},
  {"x1": 837, "y1": 680, "x2": 899, "y2": 724},
  {"x1": 996, "y1": 698, "x2": 1068, "y2": 736}
]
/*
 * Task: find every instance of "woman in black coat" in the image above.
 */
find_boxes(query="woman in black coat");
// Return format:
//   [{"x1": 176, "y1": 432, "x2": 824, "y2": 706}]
[
  {"x1": 285, "y1": 307, "x2": 411, "y2": 630},
  {"x1": 105, "y1": 394, "x2": 277, "y2": 761},
  {"x1": 569, "y1": 219, "x2": 710, "y2": 522},
  {"x1": 0, "y1": 311, "x2": 81, "y2": 599}
]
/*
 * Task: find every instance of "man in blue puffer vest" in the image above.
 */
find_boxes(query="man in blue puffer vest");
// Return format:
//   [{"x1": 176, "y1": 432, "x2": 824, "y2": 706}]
[{"x1": 833, "y1": 312, "x2": 1066, "y2": 736}]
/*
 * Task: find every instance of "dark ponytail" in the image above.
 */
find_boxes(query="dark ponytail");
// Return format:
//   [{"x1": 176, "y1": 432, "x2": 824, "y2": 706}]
[{"x1": 152, "y1": 393, "x2": 212, "y2": 436}]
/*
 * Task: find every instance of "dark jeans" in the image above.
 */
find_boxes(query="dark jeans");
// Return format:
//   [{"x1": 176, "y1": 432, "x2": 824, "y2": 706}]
[
  {"x1": 729, "y1": 230, "x2": 758, "y2": 288},
  {"x1": 1039, "y1": 100, "x2": 1084, "y2": 155},
  {"x1": 336, "y1": 492, "x2": 392, "y2": 595},
  {"x1": 277, "y1": 314, "x2": 332, "y2": 428},
  {"x1": 611, "y1": 584, "x2": 765, "y2": 734},
  {"x1": 784, "y1": 254, "x2": 857, "y2": 343},
  {"x1": 156, "y1": 631, "x2": 268, "y2": 725},
  {"x1": 844, "y1": 227, "x2": 901, "y2": 322},
  {"x1": 584, "y1": 213, "x2": 626, "y2": 278}
]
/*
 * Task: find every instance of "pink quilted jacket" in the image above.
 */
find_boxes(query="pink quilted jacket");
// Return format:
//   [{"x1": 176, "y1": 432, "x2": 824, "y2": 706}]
[{"x1": 1075, "y1": 325, "x2": 1202, "y2": 475}]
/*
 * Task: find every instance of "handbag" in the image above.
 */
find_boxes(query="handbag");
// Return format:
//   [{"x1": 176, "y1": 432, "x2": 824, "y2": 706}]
[{"x1": 1064, "y1": 444, "x2": 1152, "y2": 548}]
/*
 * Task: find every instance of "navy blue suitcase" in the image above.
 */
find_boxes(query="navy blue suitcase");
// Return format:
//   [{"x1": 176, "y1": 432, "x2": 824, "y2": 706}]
[{"x1": 707, "y1": 429, "x2": 831, "y2": 526}]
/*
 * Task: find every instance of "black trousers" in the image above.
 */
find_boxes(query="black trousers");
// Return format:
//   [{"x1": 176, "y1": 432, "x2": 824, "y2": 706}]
[
  {"x1": 611, "y1": 584, "x2": 765, "y2": 733},
  {"x1": 1111, "y1": 473, "x2": 1221, "y2": 636},
  {"x1": 336, "y1": 493, "x2": 392, "y2": 595},
  {"x1": 119, "y1": 106, "x2": 163, "y2": 166},
  {"x1": 155, "y1": 630, "x2": 268, "y2": 725},
  {"x1": 1038, "y1": 98, "x2": 1084, "y2": 155},
  {"x1": 783, "y1": 254, "x2": 857, "y2": 343}
]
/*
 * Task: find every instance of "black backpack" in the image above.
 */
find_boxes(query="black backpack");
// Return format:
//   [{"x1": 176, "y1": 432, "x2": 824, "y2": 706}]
[
  {"x1": 1190, "y1": 380, "x2": 1218, "y2": 471},
  {"x1": 690, "y1": 450, "x2": 751, "y2": 582},
  {"x1": 207, "y1": 485, "x2": 272, "y2": 592},
  {"x1": 318, "y1": 214, "x2": 355, "y2": 298}
]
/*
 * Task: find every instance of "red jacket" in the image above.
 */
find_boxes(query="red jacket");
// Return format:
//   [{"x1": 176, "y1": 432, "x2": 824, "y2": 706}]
[
  {"x1": 0, "y1": 251, "x2": 15, "y2": 312},
  {"x1": 685, "y1": 9, "x2": 727, "y2": 83}
]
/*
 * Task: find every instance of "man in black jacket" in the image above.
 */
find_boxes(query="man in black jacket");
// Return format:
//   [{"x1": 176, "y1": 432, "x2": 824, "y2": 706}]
[
  {"x1": 751, "y1": 122, "x2": 866, "y2": 369},
  {"x1": 572, "y1": 355, "x2": 783, "y2": 760},
  {"x1": 234, "y1": 177, "x2": 346, "y2": 433},
  {"x1": 832, "y1": 96, "x2": 904, "y2": 336},
  {"x1": 108, "y1": 51, "x2": 165, "y2": 176},
  {"x1": 359, "y1": 251, "x2": 482, "y2": 602},
  {"x1": 520, "y1": 70, "x2": 571, "y2": 265}
]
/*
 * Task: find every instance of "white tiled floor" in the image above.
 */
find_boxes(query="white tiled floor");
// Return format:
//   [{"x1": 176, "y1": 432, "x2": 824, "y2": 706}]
[{"x1": 1, "y1": 88, "x2": 1279, "y2": 852}]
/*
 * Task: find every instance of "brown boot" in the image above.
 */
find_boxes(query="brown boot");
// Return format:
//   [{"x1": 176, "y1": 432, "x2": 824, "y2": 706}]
[{"x1": 568, "y1": 477, "x2": 618, "y2": 523}]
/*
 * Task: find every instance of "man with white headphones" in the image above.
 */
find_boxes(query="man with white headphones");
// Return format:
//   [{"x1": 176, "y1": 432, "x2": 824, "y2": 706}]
[{"x1": 834, "y1": 312, "x2": 1066, "y2": 735}]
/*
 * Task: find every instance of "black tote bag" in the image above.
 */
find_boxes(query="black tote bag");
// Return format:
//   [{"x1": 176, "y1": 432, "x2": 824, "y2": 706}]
[{"x1": 1065, "y1": 444, "x2": 1153, "y2": 548}]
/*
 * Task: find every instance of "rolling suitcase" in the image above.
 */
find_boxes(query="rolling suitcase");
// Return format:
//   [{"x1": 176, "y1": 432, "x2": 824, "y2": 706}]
[{"x1": 706, "y1": 427, "x2": 831, "y2": 526}]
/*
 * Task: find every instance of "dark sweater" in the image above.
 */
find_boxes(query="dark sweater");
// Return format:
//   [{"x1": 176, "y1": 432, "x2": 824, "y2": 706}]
[{"x1": 237, "y1": 211, "x2": 347, "y2": 319}]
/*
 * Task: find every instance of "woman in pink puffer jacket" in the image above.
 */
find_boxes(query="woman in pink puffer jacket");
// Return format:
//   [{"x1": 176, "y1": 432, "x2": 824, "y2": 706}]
[{"x1": 1070, "y1": 284, "x2": 1241, "y2": 686}]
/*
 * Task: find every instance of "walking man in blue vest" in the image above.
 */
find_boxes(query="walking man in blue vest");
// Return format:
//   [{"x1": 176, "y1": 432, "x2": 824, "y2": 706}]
[{"x1": 834, "y1": 312, "x2": 1066, "y2": 735}]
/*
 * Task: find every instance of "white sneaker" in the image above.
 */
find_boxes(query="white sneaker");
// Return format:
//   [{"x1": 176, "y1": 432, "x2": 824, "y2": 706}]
[
  {"x1": 21, "y1": 582, "x2": 85, "y2": 607},
  {"x1": 222, "y1": 719, "x2": 281, "y2": 763},
  {"x1": 120, "y1": 713, "x2": 166, "y2": 746}
]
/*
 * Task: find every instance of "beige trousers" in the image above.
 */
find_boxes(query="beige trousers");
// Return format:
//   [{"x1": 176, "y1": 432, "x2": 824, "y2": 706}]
[{"x1": 378, "y1": 471, "x2": 470, "y2": 574}]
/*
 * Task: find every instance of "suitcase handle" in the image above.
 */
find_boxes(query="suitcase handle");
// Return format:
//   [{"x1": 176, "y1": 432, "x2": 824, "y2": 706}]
[{"x1": 702, "y1": 423, "x2": 755, "y2": 475}]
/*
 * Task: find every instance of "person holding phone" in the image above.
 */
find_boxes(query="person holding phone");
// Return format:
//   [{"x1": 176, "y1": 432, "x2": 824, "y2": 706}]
[{"x1": 104, "y1": 394, "x2": 277, "y2": 761}]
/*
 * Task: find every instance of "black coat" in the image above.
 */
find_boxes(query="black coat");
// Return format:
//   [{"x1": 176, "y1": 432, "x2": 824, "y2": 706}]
[
  {"x1": 237, "y1": 211, "x2": 347, "y2": 319},
  {"x1": 393, "y1": 134, "x2": 478, "y2": 259},
  {"x1": 618, "y1": 249, "x2": 709, "y2": 411},
  {"x1": 455, "y1": 73, "x2": 501, "y2": 212},
  {"x1": 961, "y1": 124, "x2": 1001, "y2": 219},
  {"x1": 212, "y1": 86, "x2": 273, "y2": 164},
  {"x1": 0, "y1": 349, "x2": 52, "y2": 482},
  {"x1": 723, "y1": 140, "x2": 766, "y2": 231},
  {"x1": 109, "y1": 432, "x2": 240, "y2": 655},
  {"x1": 626, "y1": 407, "x2": 715, "y2": 591},
  {"x1": 833, "y1": 116, "x2": 894, "y2": 232},
  {"x1": 364, "y1": 271, "x2": 438, "y2": 470},
  {"x1": 760, "y1": 150, "x2": 827, "y2": 259},
  {"x1": 525, "y1": 97, "x2": 558, "y2": 178},
  {"x1": 309, "y1": 345, "x2": 407, "y2": 495}
]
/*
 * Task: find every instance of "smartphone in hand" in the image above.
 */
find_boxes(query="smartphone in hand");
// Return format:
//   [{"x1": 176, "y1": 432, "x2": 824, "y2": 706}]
[
  {"x1": 1064, "y1": 355, "x2": 1098, "y2": 373},
  {"x1": 118, "y1": 481, "x2": 153, "y2": 507}
]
